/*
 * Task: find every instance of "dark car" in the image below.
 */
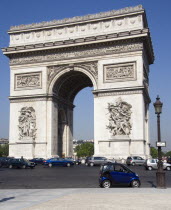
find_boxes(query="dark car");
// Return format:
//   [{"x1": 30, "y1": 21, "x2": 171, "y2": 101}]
[
  {"x1": 0, "y1": 157, "x2": 14, "y2": 168},
  {"x1": 75, "y1": 159, "x2": 82, "y2": 165},
  {"x1": 99, "y1": 163, "x2": 141, "y2": 188},
  {"x1": 167, "y1": 158, "x2": 171, "y2": 164},
  {"x1": 44, "y1": 158, "x2": 74, "y2": 167},
  {"x1": 29, "y1": 158, "x2": 45, "y2": 165},
  {"x1": 85, "y1": 157, "x2": 91, "y2": 166},
  {"x1": 65, "y1": 157, "x2": 81, "y2": 165},
  {"x1": 8, "y1": 158, "x2": 35, "y2": 169}
]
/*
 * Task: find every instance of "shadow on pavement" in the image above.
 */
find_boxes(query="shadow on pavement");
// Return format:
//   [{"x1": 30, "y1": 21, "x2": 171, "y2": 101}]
[
  {"x1": 147, "y1": 181, "x2": 156, "y2": 188},
  {"x1": 0, "y1": 197, "x2": 15, "y2": 202}
]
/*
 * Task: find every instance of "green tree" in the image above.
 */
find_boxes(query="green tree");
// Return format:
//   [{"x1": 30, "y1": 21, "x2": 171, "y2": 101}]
[
  {"x1": 165, "y1": 151, "x2": 171, "y2": 157},
  {"x1": 150, "y1": 147, "x2": 158, "y2": 158},
  {"x1": 75, "y1": 142, "x2": 94, "y2": 157},
  {"x1": 0, "y1": 144, "x2": 9, "y2": 157},
  {"x1": 150, "y1": 146, "x2": 165, "y2": 158}
]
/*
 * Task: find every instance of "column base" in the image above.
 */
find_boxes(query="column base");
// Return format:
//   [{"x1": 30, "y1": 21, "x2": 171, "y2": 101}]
[{"x1": 156, "y1": 171, "x2": 166, "y2": 189}]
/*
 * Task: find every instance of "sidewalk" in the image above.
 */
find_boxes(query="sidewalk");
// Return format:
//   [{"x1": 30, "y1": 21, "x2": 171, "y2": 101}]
[{"x1": 0, "y1": 188, "x2": 171, "y2": 210}]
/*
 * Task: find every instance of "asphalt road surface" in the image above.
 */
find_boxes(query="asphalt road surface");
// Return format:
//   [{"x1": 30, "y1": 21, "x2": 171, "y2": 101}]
[{"x1": 0, "y1": 164, "x2": 171, "y2": 189}]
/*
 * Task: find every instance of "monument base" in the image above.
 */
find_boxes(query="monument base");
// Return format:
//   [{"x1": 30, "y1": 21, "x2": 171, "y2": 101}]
[{"x1": 95, "y1": 137, "x2": 148, "y2": 160}]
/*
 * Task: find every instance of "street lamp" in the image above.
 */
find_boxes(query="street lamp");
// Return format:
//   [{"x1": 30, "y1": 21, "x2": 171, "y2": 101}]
[{"x1": 153, "y1": 95, "x2": 166, "y2": 188}]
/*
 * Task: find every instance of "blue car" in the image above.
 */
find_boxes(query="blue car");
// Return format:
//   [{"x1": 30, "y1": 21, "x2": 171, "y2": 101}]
[
  {"x1": 99, "y1": 163, "x2": 141, "y2": 188},
  {"x1": 44, "y1": 158, "x2": 74, "y2": 167}
]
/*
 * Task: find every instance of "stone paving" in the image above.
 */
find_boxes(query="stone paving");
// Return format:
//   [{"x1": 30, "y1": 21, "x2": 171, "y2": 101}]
[{"x1": 0, "y1": 188, "x2": 171, "y2": 210}]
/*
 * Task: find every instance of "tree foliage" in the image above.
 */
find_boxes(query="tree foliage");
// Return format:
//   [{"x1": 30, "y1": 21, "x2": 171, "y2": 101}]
[
  {"x1": 0, "y1": 144, "x2": 9, "y2": 157},
  {"x1": 75, "y1": 142, "x2": 94, "y2": 157},
  {"x1": 150, "y1": 147, "x2": 166, "y2": 158},
  {"x1": 165, "y1": 151, "x2": 171, "y2": 157},
  {"x1": 150, "y1": 147, "x2": 158, "y2": 158}
]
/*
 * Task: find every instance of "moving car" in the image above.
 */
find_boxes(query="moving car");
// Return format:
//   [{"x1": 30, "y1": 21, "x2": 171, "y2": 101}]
[
  {"x1": 167, "y1": 157, "x2": 171, "y2": 164},
  {"x1": 99, "y1": 163, "x2": 141, "y2": 188},
  {"x1": 29, "y1": 158, "x2": 45, "y2": 165},
  {"x1": 8, "y1": 158, "x2": 35, "y2": 169},
  {"x1": 144, "y1": 159, "x2": 171, "y2": 171},
  {"x1": 85, "y1": 157, "x2": 91, "y2": 166},
  {"x1": 65, "y1": 157, "x2": 81, "y2": 165},
  {"x1": 86, "y1": 156, "x2": 112, "y2": 166},
  {"x1": 0, "y1": 157, "x2": 14, "y2": 168},
  {"x1": 126, "y1": 156, "x2": 145, "y2": 166},
  {"x1": 43, "y1": 158, "x2": 74, "y2": 167}
]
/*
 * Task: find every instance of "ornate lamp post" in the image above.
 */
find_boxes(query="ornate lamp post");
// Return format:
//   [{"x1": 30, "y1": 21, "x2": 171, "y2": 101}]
[{"x1": 153, "y1": 95, "x2": 166, "y2": 188}]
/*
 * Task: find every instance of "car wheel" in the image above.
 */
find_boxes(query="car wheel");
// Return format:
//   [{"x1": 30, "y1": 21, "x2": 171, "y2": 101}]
[
  {"x1": 148, "y1": 166, "x2": 153, "y2": 171},
  {"x1": 9, "y1": 165, "x2": 13, "y2": 169},
  {"x1": 102, "y1": 180, "x2": 111, "y2": 188},
  {"x1": 67, "y1": 163, "x2": 71, "y2": 167},
  {"x1": 85, "y1": 162, "x2": 88, "y2": 166},
  {"x1": 76, "y1": 162, "x2": 78, "y2": 165},
  {"x1": 166, "y1": 166, "x2": 171, "y2": 171},
  {"x1": 132, "y1": 162, "x2": 135, "y2": 166},
  {"x1": 131, "y1": 180, "x2": 140, "y2": 188},
  {"x1": 22, "y1": 165, "x2": 26, "y2": 169},
  {"x1": 90, "y1": 162, "x2": 94, "y2": 167},
  {"x1": 49, "y1": 163, "x2": 52, "y2": 167}
]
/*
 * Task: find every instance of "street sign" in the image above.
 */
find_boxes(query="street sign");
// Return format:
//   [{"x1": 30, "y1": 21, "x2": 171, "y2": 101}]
[{"x1": 156, "y1": 142, "x2": 166, "y2": 147}]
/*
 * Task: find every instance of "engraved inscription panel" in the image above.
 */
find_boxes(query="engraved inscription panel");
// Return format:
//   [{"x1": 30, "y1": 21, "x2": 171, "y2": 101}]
[
  {"x1": 15, "y1": 72, "x2": 42, "y2": 90},
  {"x1": 104, "y1": 62, "x2": 136, "y2": 82}
]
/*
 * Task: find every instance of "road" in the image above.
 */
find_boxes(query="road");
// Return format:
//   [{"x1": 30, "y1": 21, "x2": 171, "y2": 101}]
[{"x1": 0, "y1": 164, "x2": 171, "y2": 188}]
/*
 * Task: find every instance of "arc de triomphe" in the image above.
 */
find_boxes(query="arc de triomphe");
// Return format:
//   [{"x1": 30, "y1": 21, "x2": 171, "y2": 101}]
[{"x1": 3, "y1": 5, "x2": 154, "y2": 159}]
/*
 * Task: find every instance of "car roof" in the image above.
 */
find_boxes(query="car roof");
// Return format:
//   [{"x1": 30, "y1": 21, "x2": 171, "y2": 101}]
[{"x1": 101, "y1": 162, "x2": 124, "y2": 166}]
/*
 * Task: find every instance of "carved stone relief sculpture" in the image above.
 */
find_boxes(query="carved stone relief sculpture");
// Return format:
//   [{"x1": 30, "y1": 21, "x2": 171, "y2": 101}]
[
  {"x1": 18, "y1": 107, "x2": 37, "y2": 140},
  {"x1": 107, "y1": 98, "x2": 132, "y2": 136},
  {"x1": 104, "y1": 62, "x2": 136, "y2": 82},
  {"x1": 15, "y1": 72, "x2": 41, "y2": 90}
]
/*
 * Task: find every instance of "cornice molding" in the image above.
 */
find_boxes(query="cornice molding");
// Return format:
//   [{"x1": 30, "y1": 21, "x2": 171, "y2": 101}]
[
  {"x1": 7, "y1": 41, "x2": 144, "y2": 66},
  {"x1": 93, "y1": 87, "x2": 150, "y2": 101},
  {"x1": 2, "y1": 29, "x2": 148, "y2": 54},
  {"x1": 9, "y1": 5, "x2": 144, "y2": 32},
  {"x1": 9, "y1": 94, "x2": 75, "y2": 108}
]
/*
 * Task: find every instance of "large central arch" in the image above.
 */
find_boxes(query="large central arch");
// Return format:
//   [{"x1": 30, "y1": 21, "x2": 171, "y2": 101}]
[
  {"x1": 49, "y1": 65, "x2": 95, "y2": 157},
  {"x1": 3, "y1": 5, "x2": 154, "y2": 159}
]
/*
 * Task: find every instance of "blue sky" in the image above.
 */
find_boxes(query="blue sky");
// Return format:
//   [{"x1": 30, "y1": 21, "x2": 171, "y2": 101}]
[{"x1": 0, "y1": 0, "x2": 171, "y2": 149}]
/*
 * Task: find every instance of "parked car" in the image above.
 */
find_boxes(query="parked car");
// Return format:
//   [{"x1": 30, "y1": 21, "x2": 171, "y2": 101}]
[
  {"x1": 0, "y1": 157, "x2": 14, "y2": 168},
  {"x1": 65, "y1": 158, "x2": 81, "y2": 165},
  {"x1": 8, "y1": 158, "x2": 35, "y2": 169},
  {"x1": 43, "y1": 158, "x2": 74, "y2": 167},
  {"x1": 99, "y1": 163, "x2": 141, "y2": 188},
  {"x1": 144, "y1": 159, "x2": 171, "y2": 171},
  {"x1": 75, "y1": 159, "x2": 82, "y2": 165},
  {"x1": 86, "y1": 156, "x2": 111, "y2": 166},
  {"x1": 85, "y1": 157, "x2": 91, "y2": 166},
  {"x1": 29, "y1": 158, "x2": 45, "y2": 165},
  {"x1": 126, "y1": 156, "x2": 145, "y2": 166},
  {"x1": 167, "y1": 157, "x2": 171, "y2": 164}
]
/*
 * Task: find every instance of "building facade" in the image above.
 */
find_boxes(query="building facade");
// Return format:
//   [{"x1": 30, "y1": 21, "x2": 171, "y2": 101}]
[{"x1": 2, "y1": 5, "x2": 154, "y2": 159}]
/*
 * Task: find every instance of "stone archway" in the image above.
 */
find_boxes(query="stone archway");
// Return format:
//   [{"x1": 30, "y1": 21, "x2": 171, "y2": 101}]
[
  {"x1": 3, "y1": 6, "x2": 154, "y2": 159},
  {"x1": 49, "y1": 65, "x2": 95, "y2": 158}
]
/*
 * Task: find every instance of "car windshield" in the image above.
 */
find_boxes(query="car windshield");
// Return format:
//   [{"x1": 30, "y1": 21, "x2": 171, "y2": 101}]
[
  {"x1": 102, "y1": 165, "x2": 114, "y2": 171},
  {"x1": 123, "y1": 165, "x2": 134, "y2": 173},
  {"x1": 24, "y1": 159, "x2": 30, "y2": 162}
]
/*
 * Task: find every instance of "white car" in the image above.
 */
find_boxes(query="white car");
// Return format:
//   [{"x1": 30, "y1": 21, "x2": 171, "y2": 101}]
[{"x1": 144, "y1": 159, "x2": 171, "y2": 171}]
